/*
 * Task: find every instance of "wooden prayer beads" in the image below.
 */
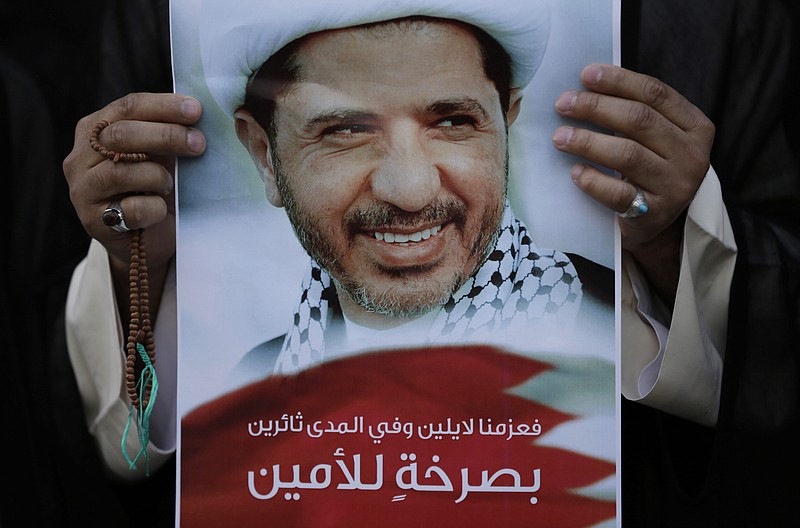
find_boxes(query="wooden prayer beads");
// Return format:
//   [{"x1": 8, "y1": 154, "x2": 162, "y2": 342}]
[
  {"x1": 125, "y1": 230, "x2": 155, "y2": 408},
  {"x1": 89, "y1": 120, "x2": 149, "y2": 163}
]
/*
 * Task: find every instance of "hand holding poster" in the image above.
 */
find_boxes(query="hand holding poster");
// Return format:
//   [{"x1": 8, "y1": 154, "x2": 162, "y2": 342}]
[{"x1": 172, "y1": 0, "x2": 619, "y2": 525}]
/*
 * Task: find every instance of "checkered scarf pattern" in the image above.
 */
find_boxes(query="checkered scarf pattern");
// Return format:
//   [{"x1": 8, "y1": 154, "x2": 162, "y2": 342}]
[{"x1": 275, "y1": 204, "x2": 583, "y2": 373}]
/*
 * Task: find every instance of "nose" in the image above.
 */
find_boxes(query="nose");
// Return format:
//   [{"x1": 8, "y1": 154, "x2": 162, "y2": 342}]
[{"x1": 370, "y1": 126, "x2": 441, "y2": 212}]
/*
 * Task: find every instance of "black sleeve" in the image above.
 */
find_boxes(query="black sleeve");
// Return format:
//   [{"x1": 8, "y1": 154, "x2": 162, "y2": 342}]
[
  {"x1": 1, "y1": 1, "x2": 176, "y2": 527},
  {"x1": 621, "y1": 0, "x2": 800, "y2": 525}
]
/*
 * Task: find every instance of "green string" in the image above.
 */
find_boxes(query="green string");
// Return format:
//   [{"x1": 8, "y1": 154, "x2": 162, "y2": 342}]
[{"x1": 121, "y1": 342, "x2": 159, "y2": 476}]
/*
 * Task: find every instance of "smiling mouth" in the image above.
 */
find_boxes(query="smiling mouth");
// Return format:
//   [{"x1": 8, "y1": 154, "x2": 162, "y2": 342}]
[{"x1": 372, "y1": 224, "x2": 443, "y2": 243}]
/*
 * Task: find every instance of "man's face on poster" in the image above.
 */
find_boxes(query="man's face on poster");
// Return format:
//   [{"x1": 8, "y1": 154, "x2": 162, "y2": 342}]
[{"x1": 237, "y1": 19, "x2": 521, "y2": 321}]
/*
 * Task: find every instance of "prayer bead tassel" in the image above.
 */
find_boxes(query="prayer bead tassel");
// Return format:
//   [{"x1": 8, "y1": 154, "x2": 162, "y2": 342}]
[{"x1": 121, "y1": 229, "x2": 158, "y2": 475}]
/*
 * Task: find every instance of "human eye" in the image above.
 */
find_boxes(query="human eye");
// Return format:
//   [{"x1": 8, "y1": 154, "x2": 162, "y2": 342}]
[
  {"x1": 436, "y1": 115, "x2": 476, "y2": 128},
  {"x1": 323, "y1": 123, "x2": 375, "y2": 137},
  {"x1": 434, "y1": 115, "x2": 477, "y2": 139}
]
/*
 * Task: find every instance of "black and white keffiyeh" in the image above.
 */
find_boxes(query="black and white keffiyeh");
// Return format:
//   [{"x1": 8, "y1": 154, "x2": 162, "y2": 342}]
[{"x1": 275, "y1": 204, "x2": 583, "y2": 373}]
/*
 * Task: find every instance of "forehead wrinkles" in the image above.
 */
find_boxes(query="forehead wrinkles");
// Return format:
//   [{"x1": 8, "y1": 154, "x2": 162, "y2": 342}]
[{"x1": 353, "y1": 17, "x2": 460, "y2": 41}]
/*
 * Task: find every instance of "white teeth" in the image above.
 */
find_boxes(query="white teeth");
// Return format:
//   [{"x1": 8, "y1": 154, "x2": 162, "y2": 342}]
[{"x1": 374, "y1": 225, "x2": 442, "y2": 243}]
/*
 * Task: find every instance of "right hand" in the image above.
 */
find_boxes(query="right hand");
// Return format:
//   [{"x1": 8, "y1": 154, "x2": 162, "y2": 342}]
[{"x1": 63, "y1": 93, "x2": 206, "y2": 274}]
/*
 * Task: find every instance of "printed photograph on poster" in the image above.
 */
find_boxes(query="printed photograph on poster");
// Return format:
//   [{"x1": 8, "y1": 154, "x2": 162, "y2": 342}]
[{"x1": 172, "y1": 0, "x2": 620, "y2": 526}]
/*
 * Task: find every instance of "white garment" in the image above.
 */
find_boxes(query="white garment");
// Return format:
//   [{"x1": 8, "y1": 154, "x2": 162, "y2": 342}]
[
  {"x1": 65, "y1": 166, "x2": 736, "y2": 480},
  {"x1": 621, "y1": 168, "x2": 736, "y2": 426},
  {"x1": 65, "y1": 242, "x2": 177, "y2": 479},
  {"x1": 199, "y1": 0, "x2": 550, "y2": 117}
]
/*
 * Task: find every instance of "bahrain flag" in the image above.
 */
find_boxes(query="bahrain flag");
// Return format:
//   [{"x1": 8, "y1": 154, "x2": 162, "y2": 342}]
[{"x1": 180, "y1": 345, "x2": 616, "y2": 527}]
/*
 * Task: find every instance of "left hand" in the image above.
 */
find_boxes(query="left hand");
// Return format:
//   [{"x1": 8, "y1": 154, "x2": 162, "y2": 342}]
[{"x1": 552, "y1": 64, "x2": 715, "y2": 300}]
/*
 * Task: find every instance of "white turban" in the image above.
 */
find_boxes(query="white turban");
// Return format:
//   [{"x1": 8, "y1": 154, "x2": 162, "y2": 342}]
[{"x1": 199, "y1": 0, "x2": 550, "y2": 117}]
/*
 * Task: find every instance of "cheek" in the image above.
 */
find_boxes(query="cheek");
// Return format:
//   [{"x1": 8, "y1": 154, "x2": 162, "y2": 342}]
[
  {"x1": 442, "y1": 145, "x2": 507, "y2": 204},
  {"x1": 287, "y1": 154, "x2": 372, "y2": 221}
]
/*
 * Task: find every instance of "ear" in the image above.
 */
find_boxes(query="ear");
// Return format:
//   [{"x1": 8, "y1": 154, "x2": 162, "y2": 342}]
[
  {"x1": 506, "y1": 88, "x2": 523, "y2": 127},
  {"x1": 234, "y1": 108, "x2": 283, "y2": 207}
]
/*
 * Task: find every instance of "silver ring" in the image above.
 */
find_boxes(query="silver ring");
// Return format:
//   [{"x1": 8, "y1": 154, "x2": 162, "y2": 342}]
[
  {"x1": 101, "y1": 200, "x2": 131, "y2": 232},
  {"x1": 619, "y1": 187, "x2": 649, "y2": 218}
]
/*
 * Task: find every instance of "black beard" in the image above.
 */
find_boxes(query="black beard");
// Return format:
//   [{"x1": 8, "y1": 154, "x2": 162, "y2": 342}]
[{"x1": 273, "y1": 155, "x2": 505, "y2": 317}]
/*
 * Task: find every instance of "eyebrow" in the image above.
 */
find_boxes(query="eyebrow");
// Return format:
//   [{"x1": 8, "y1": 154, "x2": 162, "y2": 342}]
[
  {"x1": 424, "y1": 98, "x2": 490, "y2": 121},
  {"x1": 303, "y1": 97, "x2": 491, "y2": 132},
  {"x1": 304, "y1": 109, "x2": 381, "y2": 132}
]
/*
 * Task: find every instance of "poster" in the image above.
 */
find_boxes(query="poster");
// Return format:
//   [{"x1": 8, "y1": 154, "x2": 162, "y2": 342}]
[{"x1": 172, "y1": 0, "x2": 620, "y2": 525}]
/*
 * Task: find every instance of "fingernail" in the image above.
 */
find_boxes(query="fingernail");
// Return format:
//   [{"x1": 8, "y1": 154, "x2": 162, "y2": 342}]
[
  {"x1": 582, "y1": 64, "x2": 603, "y2": 85},
  {"x1": 552, "y1": 126, "x2": 574, "y2": 147},
  {"x1": 181, "y1": 98, "x2": 201, "y2": 120},
  {"x1": 187, "y1": 130, "x2": 206, "y2": 154},
  {"x1": 555, "y1": 91, "x2": 577, "y2": 112},
  {"x1": 570, "y1": 164, "x2": 585, "y2": 181}
]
